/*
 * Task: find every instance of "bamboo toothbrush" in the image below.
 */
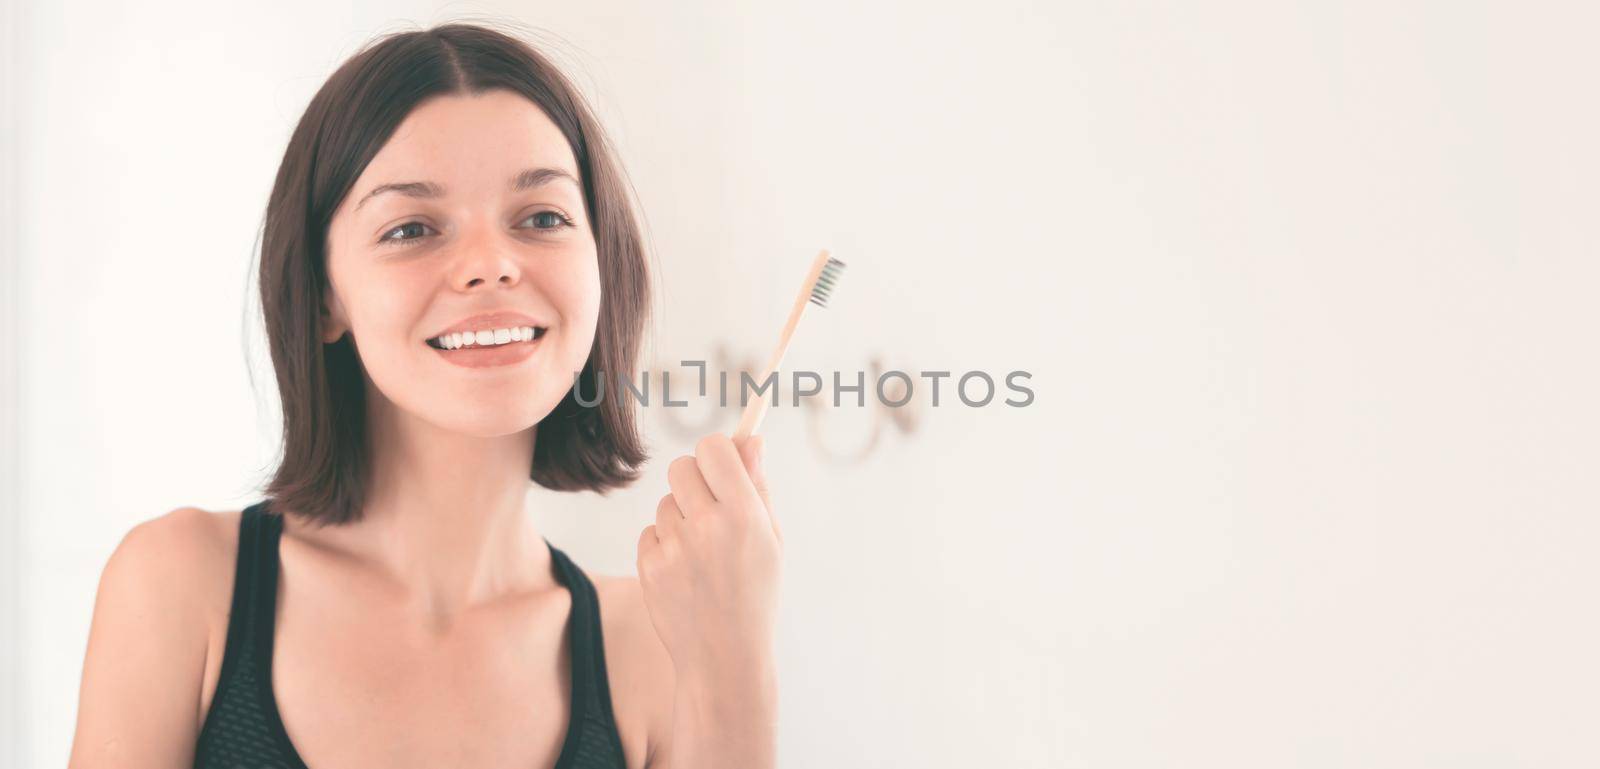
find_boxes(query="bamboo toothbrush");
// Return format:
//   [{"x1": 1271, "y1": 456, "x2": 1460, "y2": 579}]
[{"x1": 732, "y1": 249, "x2": 847, "y2": 442}]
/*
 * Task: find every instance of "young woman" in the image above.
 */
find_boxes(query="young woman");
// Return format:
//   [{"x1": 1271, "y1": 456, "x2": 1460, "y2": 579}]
[{"x1": 68, "y1": 22, "x2": 782, "y2": 769}]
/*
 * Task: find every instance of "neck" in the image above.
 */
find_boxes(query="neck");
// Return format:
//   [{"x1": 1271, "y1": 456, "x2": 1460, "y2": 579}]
[{"x1": 301, "y1": 384, "x2": 555, "y2": 625}]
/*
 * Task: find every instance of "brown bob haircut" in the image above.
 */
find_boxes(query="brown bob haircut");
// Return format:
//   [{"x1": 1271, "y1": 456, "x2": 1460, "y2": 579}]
[{"x1": 257, "y1": 22, "x2": 650, "y2": 527}]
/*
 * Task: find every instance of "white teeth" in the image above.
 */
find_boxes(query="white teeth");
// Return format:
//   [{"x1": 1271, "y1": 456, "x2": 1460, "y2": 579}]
[{"x1": 434, "y1": 326, "x2": 540, "y2": 350}]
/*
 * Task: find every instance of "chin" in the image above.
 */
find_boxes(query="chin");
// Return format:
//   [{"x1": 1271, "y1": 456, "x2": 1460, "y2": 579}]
[
  {"x1": 395, "y1": 380, "x2": 565, "y2": 438},
  {"x1": 426, "y1": 406, "x2": 546, "y2": 438}
]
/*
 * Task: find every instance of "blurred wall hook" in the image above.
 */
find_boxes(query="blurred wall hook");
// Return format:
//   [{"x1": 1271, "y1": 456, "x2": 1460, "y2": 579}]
[{"x1": 646, "y1": 347, "x2": 923, "y2": 463}]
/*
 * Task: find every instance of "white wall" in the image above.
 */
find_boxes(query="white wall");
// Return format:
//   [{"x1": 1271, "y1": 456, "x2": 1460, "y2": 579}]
[
  {"x1": 2, "y1": 0, "x2": 24, "y2": 763},
  {"x1": 7, "y1": 1, "x2": 1599, "y2": 767}
]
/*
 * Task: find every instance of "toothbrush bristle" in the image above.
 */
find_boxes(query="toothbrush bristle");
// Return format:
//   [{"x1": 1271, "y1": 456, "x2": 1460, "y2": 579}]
[{"x1": 809, "y1": 257, "x2": 846, "y2": 308}]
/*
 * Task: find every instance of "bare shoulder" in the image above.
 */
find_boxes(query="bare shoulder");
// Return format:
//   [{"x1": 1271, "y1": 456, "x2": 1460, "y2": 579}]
[
  {"x1": 110, "y1": 506, "x2": 239, "y2": 624},
  {"x1": 68, "y1": 506, "x2": 240, "y2": 768},
  {"x1": 122, "y1": 505, "x2": 236, "y2": 572},
  {"x1": 178, "y1": 506, "x2": 240, "y2": 603},
  {"x1": 591, "y1": 573, "x2": 677, "y2": 769},
  {"x1": 89, "y1": 507, "x2": 236, "y2": 629}
]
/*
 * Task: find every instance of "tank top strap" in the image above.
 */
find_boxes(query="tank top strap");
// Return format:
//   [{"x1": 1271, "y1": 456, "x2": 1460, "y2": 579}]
[
  {"x1": 238, "y1": 501, "x2": 307, "y2": 763},
  {"x1": 222, "y1": 501, "x2": 281, "y2": 661},
  {"x1": 242, "y1": 502, "x2": 286, "y2": 667},
  {"x1": 195, "y1": 500, "x2": 305, "y2": 769},
  {"x1": 545, "y1": 539, "x2": 628, "y2": 767}
]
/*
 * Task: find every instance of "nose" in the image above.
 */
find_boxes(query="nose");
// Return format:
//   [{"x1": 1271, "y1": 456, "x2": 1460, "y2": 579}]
[{"x1": 449, "y1": 225, "x2": 523, "y2": 291}]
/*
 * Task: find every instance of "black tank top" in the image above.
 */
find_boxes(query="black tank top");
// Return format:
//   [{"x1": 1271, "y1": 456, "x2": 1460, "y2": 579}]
[{"x1": 193, "y1": 501, "x2": 629, "y2": 769}]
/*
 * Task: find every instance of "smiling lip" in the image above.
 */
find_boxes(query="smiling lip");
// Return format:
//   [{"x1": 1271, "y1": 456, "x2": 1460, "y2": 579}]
[
  {"x1": 426, "y1": 311, "x2": 548, "y2": 341},
  {"x1": 429, "y1": 331, "x2": 544, "y2": 368}
]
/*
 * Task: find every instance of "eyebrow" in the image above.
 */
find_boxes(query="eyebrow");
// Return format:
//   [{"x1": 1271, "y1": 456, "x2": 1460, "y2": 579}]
[{"x1": 352, "y1": 167, "x2": 580, "y2": 212}]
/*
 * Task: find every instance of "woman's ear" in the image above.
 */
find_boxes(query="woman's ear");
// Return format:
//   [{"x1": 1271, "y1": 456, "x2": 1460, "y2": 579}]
[{"x1": 320, "y1": 283, "x2": 349, "y2": 344}]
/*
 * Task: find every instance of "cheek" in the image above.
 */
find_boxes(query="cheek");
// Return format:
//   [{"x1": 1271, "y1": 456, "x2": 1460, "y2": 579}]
[
  {"x1": 555, "y1": 257, "x2": 604, "y2": 361},
  {"x1": 336, "y1": 268, "x2": 435, "y2": 388},
  {"x1": 347, "y1": 270, "x2": 431, "y2": 348}
]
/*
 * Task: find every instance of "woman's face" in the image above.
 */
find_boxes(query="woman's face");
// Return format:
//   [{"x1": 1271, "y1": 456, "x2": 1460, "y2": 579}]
[{"x1": 322, "y1": 88, "x2": 601, "y2": 437}]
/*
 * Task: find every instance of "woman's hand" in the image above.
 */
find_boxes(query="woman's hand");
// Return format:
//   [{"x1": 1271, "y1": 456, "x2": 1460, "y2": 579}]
[{"x1": 636, "y1": 432, "x2": 783, "y2": 680}]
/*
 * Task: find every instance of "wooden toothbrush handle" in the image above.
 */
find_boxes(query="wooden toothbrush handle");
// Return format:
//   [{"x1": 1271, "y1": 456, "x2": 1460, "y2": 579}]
[{"x1": 731, "y1": 250, "x2": 833, "y2": 442}]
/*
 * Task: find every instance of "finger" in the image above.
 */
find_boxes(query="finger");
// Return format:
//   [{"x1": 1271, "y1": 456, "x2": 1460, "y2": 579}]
[
  {"x1": 737, "y1": 435, "x2": 781, "y2": 543},
  {"x1": 637, "y1": 524, "x2": 664, "y2": 585},
  {"x1": 696, "y1": 433, "x2": 761, "y2": 507},
  {"x1": 637, "y1": 524, "x2": 658, "y2": 560},
  {"x1": 735, "y1": 435, "x2": 774, "y2": 514},
  {"x1": 654, "y1": 492, "x2": 683, "y2": 541},
  {"x1": 667, "y1": 454, "x2": 715, "y2": 513}
]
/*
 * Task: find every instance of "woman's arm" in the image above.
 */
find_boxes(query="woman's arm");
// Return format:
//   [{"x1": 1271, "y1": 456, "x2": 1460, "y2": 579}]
[
  {"x1": 664, "y1": 658, "x2": 779, "y2": 769},
  {"x1": 67, "y1": 508, "x2": 217, "y2": 768},
  {"x1": 637, "y1": 434, "x2": 783, "y2": 769}
]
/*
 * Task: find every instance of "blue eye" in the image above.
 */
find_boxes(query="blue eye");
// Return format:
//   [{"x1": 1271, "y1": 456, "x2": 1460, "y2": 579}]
[
  {"x1": 378, "y1": 221, "x2": 435, "y2": 247},
  {"x1": 521, "y1": 210, "x2": 575, "y2": 231}
]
